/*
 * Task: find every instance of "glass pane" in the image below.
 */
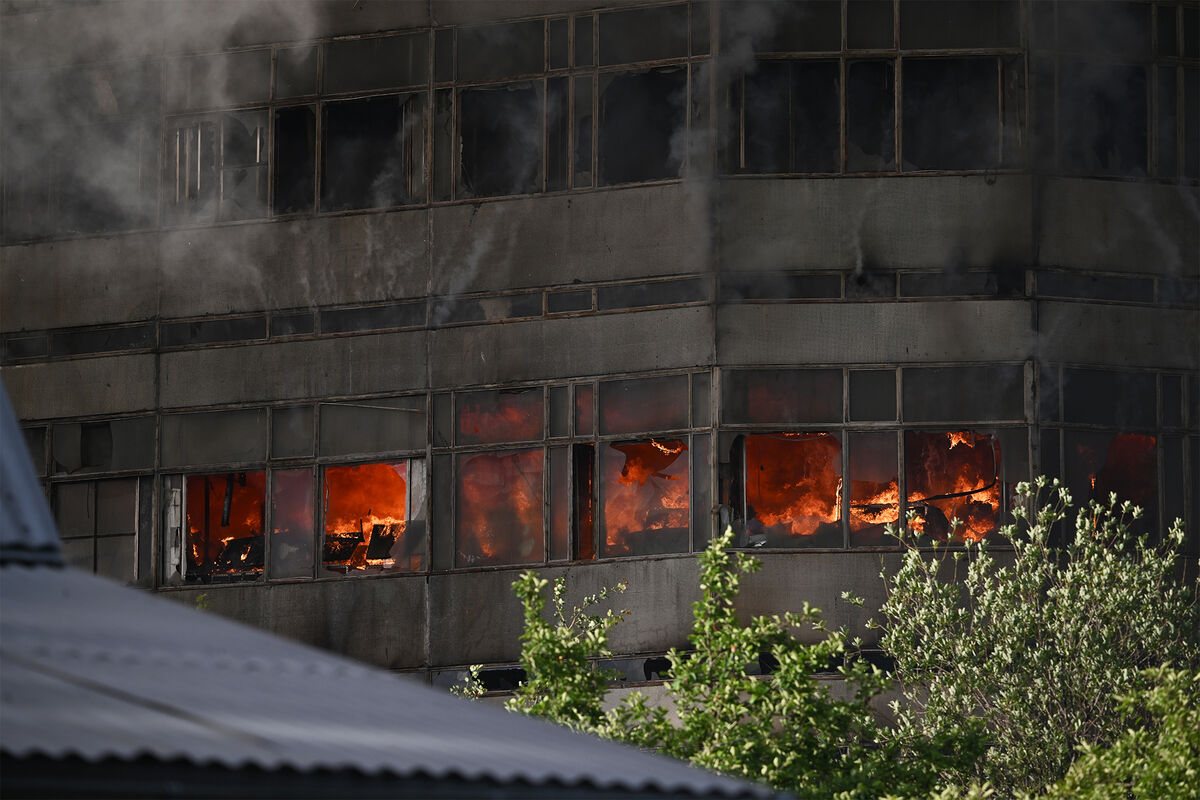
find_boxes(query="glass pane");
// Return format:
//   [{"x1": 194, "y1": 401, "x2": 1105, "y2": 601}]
[
  {"x1": 904, "y1": 431, "x2": 1002, "y2": 542},
  {"x1": 600, "y1": 438, "x2": 689, "y2": 557},
  {"x1": 456, "y1": 449, "x2": 544, "y2": 566},
  {"x1": 598, "y1": 5, "x2": 688, "y2": 65},
  {"x1": 847, "y1": 60, "x2": 895, "y2": 172},
  {"x1": 322, "y1": 462, "x2": 419, "y2": 574},
  {"x1": 1064, "y1": 431, "x2": 1158, "y2": 536},
  {"x1": 271, "y1": 468, "x2": 313, "y2": 579},
  {"x1": 457, "y1": 388, "x2": 544, "y2": 445},
  {"x1": 575, "y1": 383, "x2": 595, "y2": 436},
  {"x1": 599, "y1": 374, "x2": 689, "y2": 435},
  {"x1": 276, "y1": 45, "x2": 317, "y2": 98},
  {"x1": 849, "y1": 432, "x2": 899, "y2": 546},
  {"x1": 185, "y1": 471, "x2": 266, "y2": 583},
  {"x1": 458, "y1": 20, "x2": 543, "y2": 82},
  {"x1": 323, "y1": 33, "x2": 428, "y2": 94},
  {"x1": 723, "y1": 369, "x2": 842, "y2": 424},
  {"x1": 550, "y1": 446, "x2": 570, "y2": 561},
  {"x1": 744, "y1": 433, "x2": 842, "y2": 548}
]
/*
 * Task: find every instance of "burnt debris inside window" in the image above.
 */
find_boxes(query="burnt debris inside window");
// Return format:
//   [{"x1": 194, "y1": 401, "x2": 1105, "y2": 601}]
[
  {"x1": 598, "y1": 67, "x2": 687, "y2": 185},
  {"x1": 322, "y1": 94, "x2": 424, "y2": 211},
  {"x1": 738, "y1": 60, "x2": 839, "y2": 173},
  {"x1": 847, "y1": 60, "x2": 896, "y2": 172},
  {"x1": 904, "y1": 431, "x2": 1002, "y2": 543},
  {"x1": 322, "y1": 461, "x2": 423, "y2": 575},
  {"x1": 599, "y1": 438, "x2": 690, "y2": 557},
  {"x1": 459, "y1": 83, "x2": 542, "y2": 198},
  {"x1": 182, "y1": 471, "x2": 266, "y2": 584},
  {"x1": 902, "y1": 58, "x2": 1001, "y2": 170}
]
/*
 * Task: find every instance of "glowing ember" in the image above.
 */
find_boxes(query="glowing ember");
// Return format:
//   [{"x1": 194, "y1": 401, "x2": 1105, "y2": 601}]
[
  {"x1": 457, "y1": 449, "x2": 544, "y2": 565},
  {"x1": 905, "y1": 431, "x2": 1001, "y2": 542},
  {"x1": 322, "y1": 462, "x2": 417, "y2": 573},
  {"x1": 744, "y1": 433, "x2": 841, "y2": 543},
  {"x1": 600, "y1": 439, "x2": 689, "y2": 556},
  {"x1": 185, "y1": 471, "x2": 266, "y2": 581}
]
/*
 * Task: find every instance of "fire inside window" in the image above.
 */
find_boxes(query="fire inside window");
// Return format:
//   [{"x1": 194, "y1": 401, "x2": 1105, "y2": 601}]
[
  {"x1": 599, "y1": 438, "x2": 689, "y2": 557},
  {"x1": 322, "y1": 461, "x2": 423, "y2": 575},
  {"x1": 905, "y1": 431, "x2": 1003, "y2": 542},
  {"x1": 183, "y1": 471, "x2": 266, "y2": 583}
]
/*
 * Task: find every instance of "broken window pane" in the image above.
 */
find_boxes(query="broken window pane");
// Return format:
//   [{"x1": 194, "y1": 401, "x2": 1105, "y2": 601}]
[
  {"x1": 600, "y1": 438, "x2": 689, "y2": 557},
  {"x1": 1059, "y1": 62, "x2": 1148, "y2": 176},
  {"x1": 459, "y1": 20, "x2": 543, "y2": 82},
  {"x1": 457, "y1": 388, "x2": 544, "y2": 445},
  {"x1": 322, "y1": 461, "x2": 422, "y2": 575},
  {"x1": 598, "y1": 67, "x2": 687, "y2": 185},
  {"x1": 599, "y1": 4, "x2": 689, "y2": 66},
  {"x1": 847, "y1": 59, "x2": 895, "y2": 171},
  {"x1": 599, "y1": 375, "x2": 689, "y2": 435},
  {"x1": 903, "y1": 58, "x2": 999, "y2": 170},
  {"x1": 323, "y1": 33, "x2": 428, "y2": 94},
  {"x1": 742, "y1": 60, "x2": 839, "y2": 173},
  {"x1": 271, "y1": 468, "x2": 313, "y2": 579},
  {"x1": 849, "y1": 431, "x2": 899, "y2": 546},
  {"x1": 456, "y1": 449, "x2": 544, "y2": 566},
  {"x1": 273, "y1": 105, "x2": 315, "y2": 214},
  {"x1": 322, "y1": 93, "x2": 424, "y2": 211},
  {"x1": 905, "y1": 431, "x2": 1002, "y2": 542},
  {"x1": 459, "y1": 82, "x2": 541, "y2": 198},
  {"x1": 219, "y1": 110, "x2": 268, "y2": 220},
  {"x1": 723, "y1": 369, "x2": 843, "y2": 425},
  {"x1": 1065, "y1": 431, "x2": 1158, "y2": 536},
  {"x1": 743, "y1": 433, "x2": 842, "y2": 548},
  {"x1": 184, "y1": 471, "x2": 266, "y2": 584}
]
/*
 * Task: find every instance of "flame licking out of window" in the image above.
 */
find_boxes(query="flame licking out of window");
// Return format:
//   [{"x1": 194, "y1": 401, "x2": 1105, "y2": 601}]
[
  {"x1": 599, "y1": 438, "x2": 689, "y2": 557},
  {"x1": 322, "y1": 462, "x2": 418, "y2": 574},
  {"x1": 185, "y1": 471, "x2": 266, "y2": 582}
]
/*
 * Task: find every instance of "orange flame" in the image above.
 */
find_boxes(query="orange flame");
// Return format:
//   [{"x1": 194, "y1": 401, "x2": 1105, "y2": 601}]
[
  {"x1": 457, "y1": 449, "x2": 544, "y2": 565},
  {"x1": 322, "y1": 462, "x2": 417, "y2": 572},
  {"x1": 905, "y1": 431, "x2": 1001, "y2": 542},
  {"x1": 601, "y1": 439, "x2": 689, "y2": 556},
  {"x1": 185, "y1": 472, "x2": 266, "y2": 574},
  {"x1": 745, "y1": 433, "x2": 841, "y2": 538},
  {"x1": 458, "y1": 391, "x2": 543, "y2": 444}
]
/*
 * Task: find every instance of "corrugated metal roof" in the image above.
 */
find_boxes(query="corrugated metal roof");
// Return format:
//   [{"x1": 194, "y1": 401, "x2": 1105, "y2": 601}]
[{"x1": 0, "y1": 565, "x2": 774, "y2": 798}]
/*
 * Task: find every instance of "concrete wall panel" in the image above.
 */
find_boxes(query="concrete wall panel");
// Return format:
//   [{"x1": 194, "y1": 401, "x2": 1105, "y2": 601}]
[
  {"x1": 1038, "y1": 179, "x2": 1200, "y2": 276},
  {"x1": 1, "y1": 355, "x2": 157, "y2": 420},
  {"x1": 1, "y1": 235, "x2": 160, "y2": 333},
  {"x1": 430, "y1": 307, "x2": 713, "y2": 388},
  {"x1": 1037, "y1": 302, "x2": 1199, "y2": 370},
  {"x1": 718, "y1": 301, "x2": 1034, "y2": 365},
  {"x1": 160, "y1": 332, "x2": 427, "y2": 408},
  {"x1": 430, "y1": 184, "x2": 711, "y2": 296},
  {"x1": 427, "y1": 568, "x2": 529, "y2": 666},
  {"x1": 717, "y1": 175, "x2": 1033, "y2": 273}
]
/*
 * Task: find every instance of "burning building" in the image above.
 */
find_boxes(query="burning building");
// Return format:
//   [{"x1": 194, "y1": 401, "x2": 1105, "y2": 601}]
[{"x1": 1, "y1": 0, "x2": 1197, "y2": 684}]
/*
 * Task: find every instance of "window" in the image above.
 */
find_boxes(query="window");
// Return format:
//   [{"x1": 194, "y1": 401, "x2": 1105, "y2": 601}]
[
  {"x1": 164, "y1": 110, "x2": 268, "y2": 222},
  {"x1": 742, "y1": 433, "x2": 842, "y2": 548},
  {"x1": 53, "y1": 478, "x2": 145, "y2": 583},
  {"x1": 599, "y1": 438, "x2": 690, "y2": 556},
  {"x1": 162, "y1": 471, "x2": 267, "y2": 585},
  {"x1": 904, "y1": 431, "x2": 1003, "y2": 542},
  {"x1": 598, "y1": 68, "x2": 687, "y2": 185},
  {"x1": 458, "y1": 83, "x2": 542, "y2": 198},
  {"x1": 322, "y1": 461, "x2": 425, "y2": 575},
  {"x1": 321, "y1": 94, "x2": 425, "y2": 211},
  {"x1": 456, "y1": 449, "x2": 545, "y2": 567}
]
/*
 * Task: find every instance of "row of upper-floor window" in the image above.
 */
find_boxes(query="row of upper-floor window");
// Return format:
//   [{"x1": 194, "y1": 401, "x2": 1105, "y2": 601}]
[
  {"x1": 3, "y1": 1, "x2": 1198, "y2": 242},
  {"x1": 24, "y1": 364, "x2": 1199, "y2": 585}
]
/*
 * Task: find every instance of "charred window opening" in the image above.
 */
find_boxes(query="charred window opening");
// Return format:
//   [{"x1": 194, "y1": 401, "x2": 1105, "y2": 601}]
[
  {"x1": 742, "y1": 433, "x2": 842, "y2": 548},
  {"x1": 456, "y1": 449, "x2": 544, "y2": 567},
  {"x1": 164, "y1": 110, "x2": 268, "y2": 222},
  {"x1": 600, "y1": 438, "x2": 690, "y2": 557},
  {"x1": 735, "y1": 60, "x2": 839, "y2": 174},
  {"x1": 273, "y1": 105, "x2": 315, "y2": 215},
  {"x1": 1059, "y1": 62, "x2": 1148, "y2": 176},
  {"x1": 181, "y1": 471, "x2": 266, "y2": 584},
  {"x1": 902, "y1": 58, "x2": 1001, "y2": 170},
  {"x1": 321, "y1": 94, "x2": 424, "y2": 211},
  {"x1": 459, "y1": 83, "x2": 542, "y2": 198},
  {"x1": 598, "y1": 68, "x2": 687, "y2": 186},
  {"x1": 904, "y1": 431, "x2": 1003, "y2": 542},
  {"x1": 847, "y1": 60, "x2": 896, "y2": 172},
  {"x1": 322, "y1": 461, "x2": 424, "y2": 575},
  {"x1": 848, "y1": 431, "x2": 899, "y2": 547},
  {"x1": 1066, "y1": 432, "x2": 1158, "y2": 536}
]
